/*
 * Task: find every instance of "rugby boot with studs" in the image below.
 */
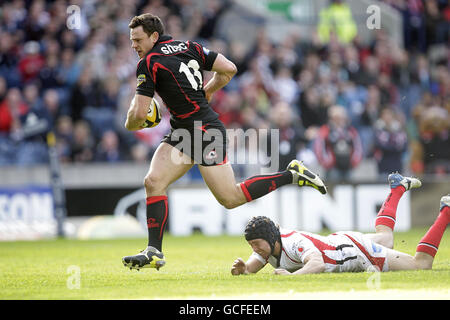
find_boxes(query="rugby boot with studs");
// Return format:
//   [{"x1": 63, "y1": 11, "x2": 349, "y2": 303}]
[
  {"x1": 440, "y1": 194, "x2": 450, "y2": 212},
  {"x1": 122, "y1": 246, "x2": 165, "y2": 271},
  {"x1": 388, "y1": 172, "x2": 421, "y2": 191},
  {"x1": 287, "y1": 160, "x2": 327, "y2": 195}
]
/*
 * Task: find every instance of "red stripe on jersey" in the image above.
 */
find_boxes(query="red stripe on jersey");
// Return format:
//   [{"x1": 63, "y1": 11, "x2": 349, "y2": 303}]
[
  {"x1": 137, "y1": 58, "x2": 143, "y2": 72},
  {"x1": 281, "y1": 231, "x2": 296, "y2": 238},
  {"x1": 151, "y1": 62, "x2": 201, "y2": 119},
  {"x1": 146, "y1": 53, "x2": 160, "y2": 82},
  {"x1": 300, "y1": 233, "x2": 338, "y2": 265},
  {"x1": 300, "y1": 233, "x2": 336, "y2": 251},
  {"x1": 145, "y1": 42, "x2": 191, "y2": 81},
  {"x1": 322, "y1": 256, "x2": 337, "y2": 265},
  {"x1": 344, "y1": 233, "x2": 385, "y2": 271},
  {"x1": 282, "y1": 247, "x2": 301, "y2": 264},
  {"x1": 152, "y1": 62, "x2": 163, "y2": 88},
  {"x1": 192, "y1": 41, "x2": 205, "y2": 64}
]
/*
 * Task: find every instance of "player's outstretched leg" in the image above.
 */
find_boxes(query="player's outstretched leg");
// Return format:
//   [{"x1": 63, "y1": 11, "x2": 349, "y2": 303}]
[
  {"x1": 387, "y1": 194, "x2": 449, "y2": 271},
  {"x1": 238, "y1": 159, "x2": 327, "y2": 203},
  {"x1": 369, "y1": 172, "x2": 421, "y2": 248},
  {"x1": 416, "y1": 194, "x2": 449, "y2": 261},
  {"x1": 199, "y1": 159, "x2": 326, "y2": 210}
]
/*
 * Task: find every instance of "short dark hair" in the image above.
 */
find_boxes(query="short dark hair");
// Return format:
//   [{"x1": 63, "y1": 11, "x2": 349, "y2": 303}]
[{"x1": 128, "y1": 13, "x2": 165, "y2": 37}]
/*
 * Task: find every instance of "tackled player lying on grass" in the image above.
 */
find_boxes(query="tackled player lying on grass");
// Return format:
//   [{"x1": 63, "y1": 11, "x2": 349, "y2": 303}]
[{"x1": 231, "y1": 173, "x2": 449, "y2": 275}]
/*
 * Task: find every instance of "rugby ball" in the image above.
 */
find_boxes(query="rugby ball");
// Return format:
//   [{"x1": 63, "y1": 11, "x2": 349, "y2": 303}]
[{"x1": 142, "y1": 98, "x2": 162, "y2": 128}]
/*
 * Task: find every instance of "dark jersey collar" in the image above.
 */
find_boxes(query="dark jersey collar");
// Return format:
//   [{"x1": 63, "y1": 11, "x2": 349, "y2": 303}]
[
  {"x1": 144, "y1": 35, "x2": 173, "y2": 56},
  {"x1": 156, "y1": 34, "x2": 172, "y2": 43}
]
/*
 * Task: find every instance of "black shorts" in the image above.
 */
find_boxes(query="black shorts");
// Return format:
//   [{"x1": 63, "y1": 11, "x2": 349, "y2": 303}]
[{"x1": 161, "y1": 119, "x2": 228, "y2": 166}]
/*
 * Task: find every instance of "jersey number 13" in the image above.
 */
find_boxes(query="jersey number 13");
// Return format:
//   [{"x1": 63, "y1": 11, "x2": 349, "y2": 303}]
[{"x1": 179, "y1": 60, "x2": 203, "y2": 90}]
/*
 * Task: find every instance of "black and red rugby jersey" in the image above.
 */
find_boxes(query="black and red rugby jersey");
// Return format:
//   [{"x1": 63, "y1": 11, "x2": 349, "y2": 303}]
[{"x1": 135, "y1": 35, "x2": 220, "y2": 128}]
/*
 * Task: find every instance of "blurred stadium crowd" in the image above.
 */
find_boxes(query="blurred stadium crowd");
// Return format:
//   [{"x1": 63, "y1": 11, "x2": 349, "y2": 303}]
[{"x1": 0, "y1": 0, "x2": 448, "y2": 181}]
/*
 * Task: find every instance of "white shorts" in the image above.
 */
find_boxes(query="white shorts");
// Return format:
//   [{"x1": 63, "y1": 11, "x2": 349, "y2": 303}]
[{"x1": 334, "y1": 231, "x2": 389, "y2": 272}]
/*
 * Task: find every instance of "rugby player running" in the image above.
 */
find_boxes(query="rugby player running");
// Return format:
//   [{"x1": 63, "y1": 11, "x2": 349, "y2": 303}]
[{"x1": 122, "y1": 13, "x2": 327, "y2": 270}]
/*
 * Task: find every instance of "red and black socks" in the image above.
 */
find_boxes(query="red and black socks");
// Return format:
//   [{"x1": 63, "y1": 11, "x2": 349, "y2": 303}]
[
  {"x1": 146, "y1": 195, "x2": 168, "y2": 252},
  {"x1": 240, "y1": 171, "x2": 293, "y2": 202}
]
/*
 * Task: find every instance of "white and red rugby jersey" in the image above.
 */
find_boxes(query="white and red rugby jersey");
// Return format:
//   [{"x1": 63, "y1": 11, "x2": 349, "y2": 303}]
[{"x1": 251, "y1": 228, "x2": 389, "y2": 273}]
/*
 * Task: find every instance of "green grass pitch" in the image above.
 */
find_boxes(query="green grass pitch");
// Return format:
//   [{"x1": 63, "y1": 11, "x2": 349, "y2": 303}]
[{"x1": 0, "y1": 229, "x2": 449, "y2": 300}]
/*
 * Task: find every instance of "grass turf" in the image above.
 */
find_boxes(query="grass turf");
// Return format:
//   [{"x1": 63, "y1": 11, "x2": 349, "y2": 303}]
[{"x1": 0, "y1": 229, "x2": 449, "y2": 300}]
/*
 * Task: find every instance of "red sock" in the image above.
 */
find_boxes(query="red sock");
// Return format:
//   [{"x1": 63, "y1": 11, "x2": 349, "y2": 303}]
[
  {"x1": 416, "y1": 206, "x2": 449, "y2": 258},
  {"x1": 375, "y1": 186, "x2": 405, "y2": 230}
]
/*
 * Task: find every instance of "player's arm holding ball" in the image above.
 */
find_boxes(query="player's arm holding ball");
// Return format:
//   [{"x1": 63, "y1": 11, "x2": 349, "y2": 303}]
[
  {"x1": 125, "y1": 94, "x2": 153, "y2": 131},
  {"x1": 126, "y1": 57, "x2": 157, "y2": 131}
]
